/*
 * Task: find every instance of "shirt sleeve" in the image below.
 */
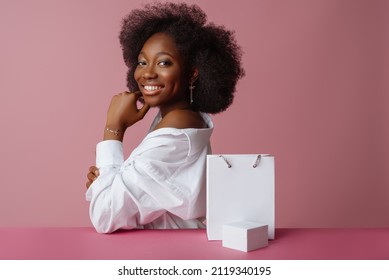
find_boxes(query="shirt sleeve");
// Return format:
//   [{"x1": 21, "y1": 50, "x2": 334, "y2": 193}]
[{"x1": 85, "y1": 133, "x2": 197, "y2": 233}]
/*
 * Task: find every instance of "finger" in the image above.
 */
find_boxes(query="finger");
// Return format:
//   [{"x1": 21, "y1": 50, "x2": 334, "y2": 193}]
[
  {"x1": 122, "y1": 91, "x2": 138, "y2": 96},
  {"x1": 133, "y1": 91, "x2": 142, "y2": 97},
  {"x1": 133, "y1": 91, "x2": 149, "y2": 113},
  {"x1": 135, "y1": 92, "x2": 145, "y2": 105},
  {"x1": 116, "y1": 91, "x2": 130, "y2": 99},
  {"x1": 89, "y1": 166, "x2": 99, "y2": 176},
  {"x1": 87, "y1": 171, "x2": 97, "y2": 182},
  {"x1": 123, "y1": 91, "x2": 141, "y2": 103},
  {"x1": 86, "y1": 181, "x2": 91, "y2": 189},
  {"x1": 139, "y1": 102, "x2": 150, "y2": 117}
]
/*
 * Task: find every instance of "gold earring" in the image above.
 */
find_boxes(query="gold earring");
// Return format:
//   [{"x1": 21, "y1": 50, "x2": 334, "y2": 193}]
[{"x1": 189, "y1": 83, "x2": 195, "y2": 104}]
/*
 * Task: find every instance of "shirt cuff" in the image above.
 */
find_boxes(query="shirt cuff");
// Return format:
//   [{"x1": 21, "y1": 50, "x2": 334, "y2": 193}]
[{"x1": 96, "y1": 140, "x2": 124, "y2": 167}]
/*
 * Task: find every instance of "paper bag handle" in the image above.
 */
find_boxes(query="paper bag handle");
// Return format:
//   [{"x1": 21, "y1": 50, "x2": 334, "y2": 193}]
[{"x1": 218, "y1": 155, "x2": 261, "y2": 168}]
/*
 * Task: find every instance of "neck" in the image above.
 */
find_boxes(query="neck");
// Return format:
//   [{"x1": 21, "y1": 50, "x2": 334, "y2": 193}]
[{"x1": 159, "y1": 100, "x2": 193, "y2": 117}]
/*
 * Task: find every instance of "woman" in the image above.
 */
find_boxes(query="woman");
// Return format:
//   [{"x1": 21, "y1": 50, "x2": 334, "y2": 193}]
[{"x1": 85, "y1": 2, "x2": 244, "y2": 233}]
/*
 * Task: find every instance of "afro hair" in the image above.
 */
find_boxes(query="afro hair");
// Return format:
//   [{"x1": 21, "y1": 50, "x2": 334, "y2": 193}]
[{"x1": 119, "y1": 2, "x2": 244, "y2": 114}]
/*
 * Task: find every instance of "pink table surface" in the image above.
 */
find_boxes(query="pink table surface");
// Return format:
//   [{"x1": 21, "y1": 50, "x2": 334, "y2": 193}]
[{"x1": 0, "y1": 228, "x2": 388, "y2": 260}]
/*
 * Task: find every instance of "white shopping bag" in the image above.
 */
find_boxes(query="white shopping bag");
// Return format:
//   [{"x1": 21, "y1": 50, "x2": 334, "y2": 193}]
[{"x1": 206, "y1": 154, "x2": 275, "y2": 240}]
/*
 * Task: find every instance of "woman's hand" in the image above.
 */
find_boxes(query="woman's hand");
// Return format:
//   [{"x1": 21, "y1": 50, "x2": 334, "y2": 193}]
[
  {"x1": 104, "y1": 91, "x2": 150, "y2": 141},
  {"x1": 86, "y1": 166, "x2": 99, "y2": 189}
]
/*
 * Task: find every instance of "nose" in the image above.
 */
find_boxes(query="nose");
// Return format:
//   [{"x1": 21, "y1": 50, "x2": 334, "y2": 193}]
[{"x1": 142, "y1": 65, "x2": 157, "y2": 79}]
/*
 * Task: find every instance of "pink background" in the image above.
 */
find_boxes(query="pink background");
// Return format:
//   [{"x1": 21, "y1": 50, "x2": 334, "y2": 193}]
[{"x1": 0, "y1": 0, "x2": 388, "y2": 228}]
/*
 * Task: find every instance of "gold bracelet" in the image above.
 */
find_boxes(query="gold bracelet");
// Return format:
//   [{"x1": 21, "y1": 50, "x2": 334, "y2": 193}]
[{"x1": 105, "y1": 127, "x2": 123, "y2": 136}]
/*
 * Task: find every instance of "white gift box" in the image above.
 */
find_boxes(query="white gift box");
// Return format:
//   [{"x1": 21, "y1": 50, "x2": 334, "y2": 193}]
[
  {"x1": 222, "y1": 221, "x2": 268, "y2": 252},
  {"x1": 206, "y1": 154, "x2": 275, "y2": 240}
]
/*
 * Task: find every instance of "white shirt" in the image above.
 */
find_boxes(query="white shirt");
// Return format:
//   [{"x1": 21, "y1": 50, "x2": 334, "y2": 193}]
[{"x1": 86, "y1": 112, "x2": 213, "y2": 233}]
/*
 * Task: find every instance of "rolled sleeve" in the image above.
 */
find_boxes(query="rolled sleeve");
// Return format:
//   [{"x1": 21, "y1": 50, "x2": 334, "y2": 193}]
[{"x1": 96, "y1": 140, "x2": 124, "y2": 167}]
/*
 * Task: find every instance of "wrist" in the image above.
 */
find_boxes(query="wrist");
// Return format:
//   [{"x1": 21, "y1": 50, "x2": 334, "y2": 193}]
[
  {"x1": 104, "y1": 125, "x2": 126, "y2": 141},
  {"x1": 105, "y1": 127, "x2": 124, "y2": 136}
]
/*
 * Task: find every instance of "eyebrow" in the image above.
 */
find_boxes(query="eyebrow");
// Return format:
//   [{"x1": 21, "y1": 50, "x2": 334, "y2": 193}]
[{"x1": 138, "y1": 51, "x2": 174, "y2": 58}]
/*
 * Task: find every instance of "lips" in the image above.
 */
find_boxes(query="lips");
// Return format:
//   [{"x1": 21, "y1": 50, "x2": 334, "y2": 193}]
[{"x1": 142, "y1": 84, "x2": 165, "y2": 96}]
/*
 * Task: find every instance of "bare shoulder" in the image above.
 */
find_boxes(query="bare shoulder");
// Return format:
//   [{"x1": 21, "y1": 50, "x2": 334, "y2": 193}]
[{"x1": 155, "y1": 109, "x2": 207, "y2": 130}]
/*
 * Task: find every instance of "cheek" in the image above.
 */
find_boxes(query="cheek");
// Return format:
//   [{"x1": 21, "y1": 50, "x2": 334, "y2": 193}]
[
  {"x1": 163, "y1": 69, "x2": 184, "y2": 86},
  {"x1": 134, "y1": 69, "x2": 139, "y2": 81},
  {"x1": 134, "y1": 68, "x2": 142, "y2": 82}
]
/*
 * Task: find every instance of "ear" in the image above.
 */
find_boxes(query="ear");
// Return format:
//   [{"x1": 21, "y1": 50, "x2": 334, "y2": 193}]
[{"x1": 190, "y1": 67, "x2": 199, "y2": 84}]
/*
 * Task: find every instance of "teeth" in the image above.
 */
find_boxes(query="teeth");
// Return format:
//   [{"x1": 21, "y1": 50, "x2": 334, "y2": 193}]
[{"x1": 144, "y1": 85, "x2": 163, "y2": 91}]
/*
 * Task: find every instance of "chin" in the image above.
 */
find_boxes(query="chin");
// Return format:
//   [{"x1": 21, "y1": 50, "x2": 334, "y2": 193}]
[{"x1": 142, "y1": 97, "x2": 160, "y2": 108}]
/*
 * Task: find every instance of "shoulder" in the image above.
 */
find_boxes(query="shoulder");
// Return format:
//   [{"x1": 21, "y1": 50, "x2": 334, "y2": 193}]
[{"x1": 154, "y1": 109, "x2": 207, "y2": 130}]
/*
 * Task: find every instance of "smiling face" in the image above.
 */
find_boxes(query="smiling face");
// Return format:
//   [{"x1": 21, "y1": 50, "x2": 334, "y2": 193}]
[{"x1": 134, "y1": 32, "x2": 190, "y2": 113}]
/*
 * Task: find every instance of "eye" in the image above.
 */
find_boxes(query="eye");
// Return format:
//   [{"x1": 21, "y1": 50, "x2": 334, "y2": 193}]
[
  {"x1": 158, "y1": 60, "x2": 172, "y2": 67},
  {"x1": 136, "y1": 60, "x2": 146, "y2": 67}
]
